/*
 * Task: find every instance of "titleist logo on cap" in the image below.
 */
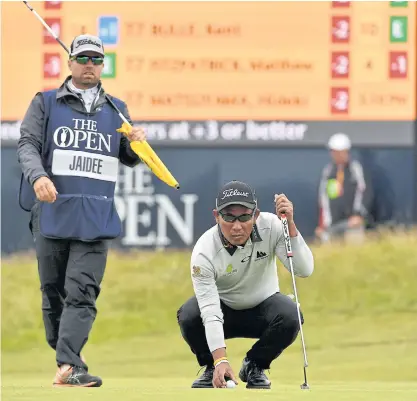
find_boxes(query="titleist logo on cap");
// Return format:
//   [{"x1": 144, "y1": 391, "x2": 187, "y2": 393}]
[
  {"x1": 221, "y1": 189, "x2": 249, "y2": 199},
  {"x1": 75, "y1": 39, "x2": 102, "y2": 49}
]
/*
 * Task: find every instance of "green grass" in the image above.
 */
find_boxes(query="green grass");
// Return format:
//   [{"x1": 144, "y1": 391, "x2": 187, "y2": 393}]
[
  {"x1": 3, "y1": 380, "x2": 417, "y2": 401},
  {"x1": 2, "y1": 230, "x2": 417, "y2": 400}
]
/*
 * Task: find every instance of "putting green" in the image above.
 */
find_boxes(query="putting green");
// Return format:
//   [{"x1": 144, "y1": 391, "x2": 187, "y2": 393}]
[{"x1": 2, "y1": 231, "x2": 417, "y2": 400}]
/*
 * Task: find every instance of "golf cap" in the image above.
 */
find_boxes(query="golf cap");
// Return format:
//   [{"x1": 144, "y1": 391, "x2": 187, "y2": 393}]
[
  {"x1": 327, "y1": 132, "x2": 351, "y2": 151},
  {"x1": 70, "y1": 34, "x2": 105, "y2": 57},
  {"x1": 216, "y1": 180, "x2": 257, "y2": 212}
]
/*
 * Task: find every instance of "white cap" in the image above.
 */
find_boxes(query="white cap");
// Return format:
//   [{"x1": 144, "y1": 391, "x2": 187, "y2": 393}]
[
  {"x1": 327, "y1": 133, "x2": 351, "y2": 151},
  {"x1": 70, "y1": 34, "x2": 105, "y2": 57}
]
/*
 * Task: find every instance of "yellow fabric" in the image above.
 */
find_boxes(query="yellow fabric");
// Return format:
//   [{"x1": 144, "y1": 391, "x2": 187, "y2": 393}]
[{"x1": 116, "y1": 123, "x2": 180, "y2": 189}]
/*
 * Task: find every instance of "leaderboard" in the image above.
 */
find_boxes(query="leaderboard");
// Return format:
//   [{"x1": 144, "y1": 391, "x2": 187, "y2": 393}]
[{"x1": 1, "y1": 1, "x2": 415, "y2": 121}]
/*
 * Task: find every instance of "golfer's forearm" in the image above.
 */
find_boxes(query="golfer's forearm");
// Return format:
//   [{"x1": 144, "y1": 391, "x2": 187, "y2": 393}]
[
  {"x1": 191, "y1": 260, "x2": 226, "y2": 352},
  {"x1": 212, "y1": 347, "x2": 227, "y2": 362},
  {"x1": 204, "y1": 320, "x2": 226, "y2": 352},
  {"x1": 290, "y1": 234, "x2": 314, "y2": 277},
  {"x1": 288, "y1": 221, "x2": 298, "y2": 237},
  {"x1": 200, "y1": 305, "x2": 226, "y2": 352}
]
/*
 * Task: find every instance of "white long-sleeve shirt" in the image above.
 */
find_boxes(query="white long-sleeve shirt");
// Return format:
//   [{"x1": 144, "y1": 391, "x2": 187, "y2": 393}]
[{"x1": 190, "y1": 212, "x2": 314, "y2": 352}]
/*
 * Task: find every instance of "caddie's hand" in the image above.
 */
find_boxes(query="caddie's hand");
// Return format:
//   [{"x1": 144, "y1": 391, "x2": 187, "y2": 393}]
[
  {"x1": 33, "y1": 176, "x2": 58, "y2": 203},
  {"x1": 274, "y1": 193, "x2": 294, "y2": 223},
  {"x1": 125, "y1": 126, "x2": 146, "y2": 142},
  {"x1": 212, "y1": 361, "x2": 238, "y2": 388}
]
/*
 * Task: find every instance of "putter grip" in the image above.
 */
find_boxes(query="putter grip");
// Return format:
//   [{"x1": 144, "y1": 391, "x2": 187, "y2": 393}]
[{"x1": 281, "y1": 215, "x2": 293, "y2": 256}]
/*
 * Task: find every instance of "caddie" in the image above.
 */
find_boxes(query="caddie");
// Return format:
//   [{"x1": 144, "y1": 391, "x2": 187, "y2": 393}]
[
  {"x1": 17, "y1": 34, "x2": 146, "y2": 388},
  {"x1": 177, "y1": 180, "x2": 314, "y2": 389}
]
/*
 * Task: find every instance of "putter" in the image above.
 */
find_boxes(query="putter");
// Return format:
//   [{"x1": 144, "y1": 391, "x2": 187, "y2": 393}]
[{"x1": 280, "y1": 213, "x2": 310, "y2": 390}]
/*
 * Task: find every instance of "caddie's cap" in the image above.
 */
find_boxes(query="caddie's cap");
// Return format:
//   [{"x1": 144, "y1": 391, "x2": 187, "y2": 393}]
[
  {"x1": 70, "y1": 34, "x2": 105, "y2": 57},
  {"x1": 216, "y1": 180, "x2": 257, "y2": 212}
]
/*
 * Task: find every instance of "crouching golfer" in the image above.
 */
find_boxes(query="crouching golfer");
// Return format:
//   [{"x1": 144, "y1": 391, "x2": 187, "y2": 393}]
[
  {"x1": 17, "y1": 34, "x2": 146, "y2": 387},
  {"x1": 177, "y1": 180, "x2": 314, "y2": 389}
]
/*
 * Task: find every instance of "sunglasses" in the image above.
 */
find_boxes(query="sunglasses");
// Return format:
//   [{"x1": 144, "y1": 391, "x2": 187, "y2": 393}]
[
  {"x1": 220, "y1": 212, "x2": 254, "y2": 223},
  {"x1": 71, "y1": 55, "x2": 104, "y2": 65}
]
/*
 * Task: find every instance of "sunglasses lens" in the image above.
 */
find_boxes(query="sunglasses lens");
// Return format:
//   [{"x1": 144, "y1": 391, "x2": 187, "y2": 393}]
[
  {"x1": 92, "y1": 57, "x2": 104, "y2": 65},
  {"x1": 76, "y1": 56, "x2": 89, "y2": 64},
  {"x1": 221, "y1": 214, "x2": 235, "y2": 222},
  {"x1": 221, "y1": 213, "x2": 252, "y2": 222},
  {"x1": 74, "y1": 56, "x2": 103, "y2": 65}
]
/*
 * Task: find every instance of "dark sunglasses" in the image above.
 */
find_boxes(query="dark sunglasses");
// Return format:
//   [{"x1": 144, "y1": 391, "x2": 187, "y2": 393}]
[
  {"x1": 70, "y1": 55, "x2": 104, "y2": 65},
  {"x1": 220, "y1": 212, "x2": 254, "y2": 223}
]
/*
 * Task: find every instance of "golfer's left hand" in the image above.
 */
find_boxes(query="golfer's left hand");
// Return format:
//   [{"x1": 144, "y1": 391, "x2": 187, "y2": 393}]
[
  {"x1": 125, "y1": 126, "x2": 146, "y2": 142},
  {"x1": 213, "y1": 362, "x2": 238, "y2": 388},
  {"x1": 274, "y1": 193, "x2": 294, "y2": 223}
]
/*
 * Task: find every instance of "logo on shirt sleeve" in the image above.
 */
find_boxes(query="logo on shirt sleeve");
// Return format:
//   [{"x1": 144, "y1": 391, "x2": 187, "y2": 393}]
[{"x1": 192, "y1": 266, "x2": 202, "y2": 277}]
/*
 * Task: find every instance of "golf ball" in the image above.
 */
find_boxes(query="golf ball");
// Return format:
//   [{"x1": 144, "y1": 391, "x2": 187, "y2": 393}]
[{"x1": 226, "y1": 380, "x2": 236, "y2": 388}]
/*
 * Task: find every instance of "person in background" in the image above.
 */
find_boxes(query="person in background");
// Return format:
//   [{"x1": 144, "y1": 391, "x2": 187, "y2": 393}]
[{"x1": 315, "y1": 133, "x2": 373, "y2": 242}]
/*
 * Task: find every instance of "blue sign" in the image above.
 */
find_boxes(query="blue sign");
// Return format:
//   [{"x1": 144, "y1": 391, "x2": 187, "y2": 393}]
[
  {"x1": 98, "y1": 16, "x2": 119, "y2": 45},
  {"x1": 2, "y1": 144, "x2": 414, "y2": 254}
]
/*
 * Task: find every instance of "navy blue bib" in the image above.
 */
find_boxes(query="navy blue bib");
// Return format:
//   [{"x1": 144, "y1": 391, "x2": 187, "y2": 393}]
[{"x1": 19, "y1": 89, "x2": 125, "y2": 241}]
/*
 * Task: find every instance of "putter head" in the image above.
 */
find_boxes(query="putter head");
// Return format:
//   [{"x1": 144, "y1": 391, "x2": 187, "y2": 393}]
[{"x1": 300, "y1": 383, "x2": 310, "y2": 390}]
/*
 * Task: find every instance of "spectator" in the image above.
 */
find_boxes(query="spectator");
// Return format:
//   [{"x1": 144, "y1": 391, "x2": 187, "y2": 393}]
[{"x1": 315, "y1": 133, "x2": 373, "y2": 242}]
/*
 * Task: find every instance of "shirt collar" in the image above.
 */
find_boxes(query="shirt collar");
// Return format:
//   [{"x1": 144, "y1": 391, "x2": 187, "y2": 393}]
[
  {"x1": 217, "y1": 224, "x2": 263, "y2": 256},
  {"x1": 67, "y1": 78, "x2": 99, "y2": 96}
]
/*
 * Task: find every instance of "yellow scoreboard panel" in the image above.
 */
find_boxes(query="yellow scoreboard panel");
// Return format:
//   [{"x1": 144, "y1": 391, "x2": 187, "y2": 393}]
[{"x1": 2, "y1": 1, "x2": 415, "y2": 121}]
